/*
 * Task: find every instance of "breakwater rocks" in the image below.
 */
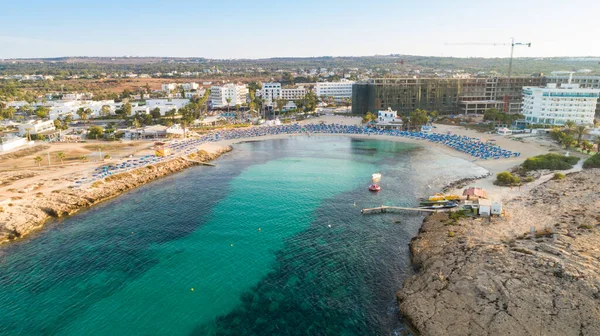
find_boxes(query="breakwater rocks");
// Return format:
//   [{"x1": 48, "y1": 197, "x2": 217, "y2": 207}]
[
  {"x1": 442, "y1": 172, "x2": 491, "y2": 192},
  {"x1": 0, "y1": 147, "x2": 231, "y2": 245},
  {"x1": 398, "y1": 169, "x2": 600, "y2": 336}
]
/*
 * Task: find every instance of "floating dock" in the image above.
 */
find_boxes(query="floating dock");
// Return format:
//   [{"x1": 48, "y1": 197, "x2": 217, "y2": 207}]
[{"x1": 361, "y1": 206, "x2": 452, "y2": 215}]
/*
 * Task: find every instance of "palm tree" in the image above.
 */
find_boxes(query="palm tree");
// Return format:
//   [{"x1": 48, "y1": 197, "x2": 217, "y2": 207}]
[
  {"x1": 581, "y1": 140, "x2": 593, "y2": 154},
  {"x1": 56, "y1": 152, "x2": 65, "y2": 164},
  {"x1": 563, "y1": 120, "x2": 576, "y2": 133},
  {"x1": 594, "y1": 135, "x2": 600, "y2": 153},
  {"x1": 34, "y1": 156, "x2": 42, "y2": 167},
  {"x1": 362, "y1": 112, "x2": 376, "y2": 124},
  {"x1": 559, "y1": 133, "x2": 575, "y2": 150},
  {"x1": 226, "y1": 97, "x2": 232, "y2": 114},
  {"x1": 575, "y1": 125, "x2": 588, "y2": 146}
]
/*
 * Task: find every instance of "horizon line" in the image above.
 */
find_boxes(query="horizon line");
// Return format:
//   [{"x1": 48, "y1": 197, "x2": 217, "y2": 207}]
[{"x1": 2, "y1": 54, "x2": 600, "y2": 61}]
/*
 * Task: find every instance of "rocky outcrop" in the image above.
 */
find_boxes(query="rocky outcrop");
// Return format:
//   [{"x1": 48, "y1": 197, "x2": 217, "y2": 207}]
[
  {"x1": 398, "y1": 169, "x2": 600, "y2": 336},
  {"x1": 0, "y1": 147, "x2": 231, "y2": 245}
]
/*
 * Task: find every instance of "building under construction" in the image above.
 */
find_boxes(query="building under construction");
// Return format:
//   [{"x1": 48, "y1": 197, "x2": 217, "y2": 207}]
[{"x1": 351, "y1": 76, "x2": 546, "y2": 115}]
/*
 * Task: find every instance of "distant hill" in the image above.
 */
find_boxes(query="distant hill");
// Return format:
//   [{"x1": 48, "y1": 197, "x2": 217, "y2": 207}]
[{"x1": 1, "y1": 55, "x2": 599, "y2": 76}]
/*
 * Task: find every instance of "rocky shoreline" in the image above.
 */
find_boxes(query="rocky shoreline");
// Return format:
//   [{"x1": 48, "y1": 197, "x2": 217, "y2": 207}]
[
  {"x1": 441, "y1": 172, "x2": 491, "y2": 193},
  {"x1": 0, "y1": 147, "x2": 231, "y2": 245},
  {"x1": 397, "y1": 169, "x2": 600, "y2": 336}
]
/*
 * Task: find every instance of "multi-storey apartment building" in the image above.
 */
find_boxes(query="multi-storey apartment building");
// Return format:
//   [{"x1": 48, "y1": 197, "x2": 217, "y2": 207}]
[
  {"x1": 281, "y1": 86, "x2": 306, "y2": 100},
  {"x1": 315, "y1": 79, "x2": 355, "y2": 99},
  {"x1": 210, "y1": 84, "x2": 248, "y2": 108},
  {"x1": 259, "y1": 83, "x2": 281, "y2": 105},
  {"x1": 521, "y1": 83, "x2": 599, "y2": 126},
  {"x1": 352, "y1": 76, "x2": 546, "y2": 115},
  {"x1": 547, "y1": 75, "x2": 600, "y2": 115}
]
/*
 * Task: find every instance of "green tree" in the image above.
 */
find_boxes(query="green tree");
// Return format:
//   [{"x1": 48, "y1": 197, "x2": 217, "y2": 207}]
[
  {"x1": 132, "y1": 118, "x2": 141, "y2": 128},
  {"x1": 76, "y1": 107, "x2": 91, "y2": 122},
  {"x1": 2, "y1": 106, "x2": 16, "y2": 119},
  {"x1": 87, "y1": 125, "x2": 104, "y2": 139},
  {"x1": 362, "y1": 112, "x2": 376, "y2": 123},
  {"x1": 226, "y1": 97, "x2": 232, "y2": 114},
  {"x1": 21, "y1": 104, "x2": 33, "y2": 116},
  {"x1": 559, "y1": 132, "x2": 575, "y2": 150},
  {"x1": 80, "y1": 156, "x2": 88, "y2": 163},
  {"x1": 563, "y1": 120, "x2": 576, "y2": 133},
  {"x1": 122, "y1": 103, "x2": 132, "y2": 117},
  {"x1": 275, "y1": 99, "x2": 286, "y2": 118},
  {"x1": 483, "y1": 108, "x2": 499, "y2": 123},
  {"x1": 428, "y1": 110, "x2": 439, "y2": 123},
  {"x1": 100, "y1": 105, "x2": 111, "y2": 118},
  {"x1": 165, "y1": 109, "x2": 177, "y2": 122},
  {"x1": 120, "y1": 89, "x2": 132, "y2": 99},
  {"x1": 35, "y1": 106, "x2": 50, "y2": 119},
  {"x1": 34, "y1": 156, "x2": 42, "y2": 167},
  {"x1": 303, "y1": 91, "x2": 318, "y2": 112},
  {"x1": 141, "y1": 113, "x2": 153, "y2": 126},
  {"x1": 56, "y1": 152, "x2": 65, "y2": 164},
  {"x1": 151, "y1": 107, "x2": 162, "y2": 120},
  {"x1": 581, "y1": 140, "x2": 593, "y2": 154},
  {"x1": 574, "y1": 125, "x2": 588, "y2": 146},
  {"x1": 410, "y1": 109, "x2": 429, "y2": 128},
  {"x1": 594, "y1": 135, "x2": 600, "y2": 153}
]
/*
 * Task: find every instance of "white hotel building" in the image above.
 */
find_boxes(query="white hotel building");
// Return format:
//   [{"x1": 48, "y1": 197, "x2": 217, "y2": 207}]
[
  {"x1": 260, "y1": 83, "x2": 281, "y2": 105},
  {"x1": 522, "y1": 83, "x2": 600, "y2": 126},
  {"x1": 315, "y1": 79, "x2": 355, "y2": 99},
  {"x1": 281, "y1": 86, "x2": 306, "y2": 100},
  {"x1": 259, "y1": 83, "x2": 306, "y2": 105},
  {"x1": 210, "y1": 84, "x2": 248, "y2": 108}
]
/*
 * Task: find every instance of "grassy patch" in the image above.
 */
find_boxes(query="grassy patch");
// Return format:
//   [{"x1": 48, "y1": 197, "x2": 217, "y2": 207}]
[
  {"x1": 583, "y1": 154, "x2": 600, "y2": 169},
  {"x1": 522, "y1": 154, "x2": 578, "y2": 171}
]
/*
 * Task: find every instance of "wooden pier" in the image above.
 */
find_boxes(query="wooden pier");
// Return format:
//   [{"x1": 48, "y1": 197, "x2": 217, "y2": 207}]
[{"x1": 361, "y1": 206, "x2": 452, "y2": 215}]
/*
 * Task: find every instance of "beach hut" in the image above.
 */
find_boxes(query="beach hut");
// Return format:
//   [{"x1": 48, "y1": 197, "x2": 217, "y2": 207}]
[
  {"x1": 491, "y1": 201, "x2": 503, "y2": 215},
  {"x1": 463, "y1": 187, "x2": 487, "y2": 200},
  {"x1": 477, "y1": 199, "x2": 492, "y2": 217}
]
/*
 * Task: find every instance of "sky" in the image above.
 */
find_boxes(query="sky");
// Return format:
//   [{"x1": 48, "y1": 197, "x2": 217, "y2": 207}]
[{"x1": 1, "y1": 0, "x2": 599, "y2": 59}]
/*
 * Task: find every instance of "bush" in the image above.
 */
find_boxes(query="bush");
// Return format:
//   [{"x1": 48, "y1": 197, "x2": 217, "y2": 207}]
[
  {"x1": 583, "y1": 154, "x2": 600, "y2": 169},
  {"x1": 448, "y1": 231, "x2": 455, "y2": 238},
  {"x1": 524, "y1": 176, "x2": 535, "y2": 182},
  {"x1": 522, "y1": 154, "x2": 579, "y2": 171},
  {"x1": 552, "y1": 172, "x2": 565, "y2": 180},
  {"x1": 449, "y1": 210, "x2": 467, "y2": 221},
  {"x1": 496, "y1": 171, "x2": 521, "y2": 186}
]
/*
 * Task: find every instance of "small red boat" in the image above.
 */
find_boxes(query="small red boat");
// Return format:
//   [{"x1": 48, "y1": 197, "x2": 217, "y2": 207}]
[
  {"x1": 368, "y1": 184, "x2": 381, "y2": 192},
  {"x1": 368, "y1": 173, "x2": 382, "y2": 192}
]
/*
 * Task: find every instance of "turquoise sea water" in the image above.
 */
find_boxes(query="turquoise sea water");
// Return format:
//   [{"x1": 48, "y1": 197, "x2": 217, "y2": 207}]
[{"x1": 0, "y1": 136, "x2": 487, "y2": 335}]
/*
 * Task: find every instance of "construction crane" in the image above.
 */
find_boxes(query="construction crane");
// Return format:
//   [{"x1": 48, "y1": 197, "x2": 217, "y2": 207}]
[{"x1": 445, "y1": 38, "x2": 532, "y2": 112}]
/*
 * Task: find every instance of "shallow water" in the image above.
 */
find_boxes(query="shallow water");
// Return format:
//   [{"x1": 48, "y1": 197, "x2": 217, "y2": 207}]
[{"x1": 0, "y1": 136, "x2": 487, "y2": 335}]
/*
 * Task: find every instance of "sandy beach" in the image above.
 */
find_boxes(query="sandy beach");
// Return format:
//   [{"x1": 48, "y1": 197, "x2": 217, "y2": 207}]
[{"x1": 0, "y1": 116, "x2": 554, "y2": 245}]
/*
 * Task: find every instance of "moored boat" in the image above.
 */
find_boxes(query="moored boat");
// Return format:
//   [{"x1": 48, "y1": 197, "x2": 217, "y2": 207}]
[
  {"x1": 368, "y1": 173, "x2": 382, "y2": 192},
  {"x1": 418, "y1": 201, "x2": 458, "y2": 210}
]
